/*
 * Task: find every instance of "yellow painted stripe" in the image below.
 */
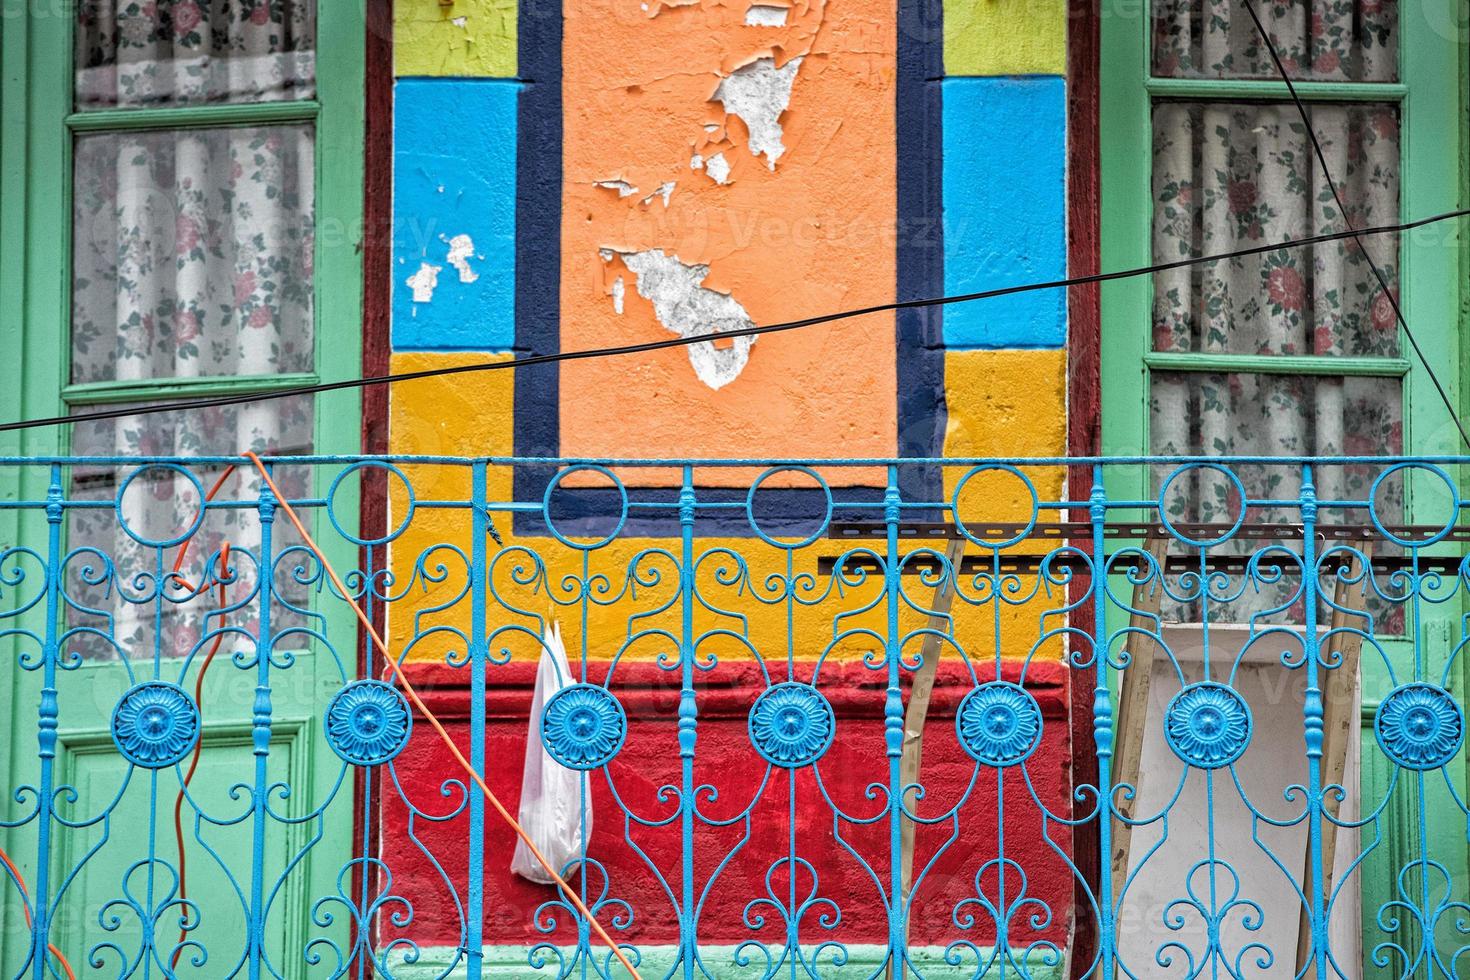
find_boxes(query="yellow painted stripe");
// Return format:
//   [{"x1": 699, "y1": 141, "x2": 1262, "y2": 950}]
[
  {"x1": 945, "y1": 0, "x2": 1066, "y2": 77},
  {"x1": 395, "y1": 0, "x2": 517, "y2": 78}
]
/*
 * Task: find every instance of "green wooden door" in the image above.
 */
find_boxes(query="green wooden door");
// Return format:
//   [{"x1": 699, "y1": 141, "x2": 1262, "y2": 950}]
[
  {"x1": 0, "y1": 1, "x2": 365, "y2": 974},
  {"x1": 1099, "y1": 1, "x2": 1467, "y2": 974}
]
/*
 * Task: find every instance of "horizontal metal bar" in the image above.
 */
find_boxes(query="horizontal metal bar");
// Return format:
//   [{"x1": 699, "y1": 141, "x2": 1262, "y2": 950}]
[
  {"x1": 62, "y1": 373, "x2": 321, "y2": 406},
  {"x1": 1146, "y1": 77, "x2": 1407, "y2": 102},
  {"x1": 66, "y1": 99, "x2": 320, "y2": 133},
  {"x1": 817, "y1": 552, "x2": 1462, "y2": 577},
  {"x1": 828, "y1": 521, "x2": 1470, "y2": 543},
  {"x1": 1143, "y1": 352, "x2": 1411, "y2": 377},
  {"x1": 0, "y1": 454, "x2": 1464, "y2": 467}
]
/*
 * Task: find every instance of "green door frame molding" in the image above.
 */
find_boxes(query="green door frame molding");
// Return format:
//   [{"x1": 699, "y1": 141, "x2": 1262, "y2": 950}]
[
  {"x1": 1099, "y1": 3, "x2": 1468, "y2": 974},
  {"x1": 0, "y1": 1, "x2": 365, "y2": 971}
]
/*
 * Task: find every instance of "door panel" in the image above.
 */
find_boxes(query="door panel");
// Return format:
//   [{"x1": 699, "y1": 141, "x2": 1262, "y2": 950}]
[
  {"x1": 0, "y1": 483, "x2": 355, "y2": 980},
  {"x1": 49, "y1": 720, "x2": 317, "y2": 977}
]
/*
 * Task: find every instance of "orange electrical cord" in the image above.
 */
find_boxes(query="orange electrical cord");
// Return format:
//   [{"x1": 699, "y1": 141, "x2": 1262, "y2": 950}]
[
  {"x1": 165, "y1": 464, "x2": 240, "y2": 967},
  {"x1": 243, "y1": 453, "x2": 642, "y2": 979},
  {"x1": 0, "y1": 846, "x2": 77, "y2": 980}
]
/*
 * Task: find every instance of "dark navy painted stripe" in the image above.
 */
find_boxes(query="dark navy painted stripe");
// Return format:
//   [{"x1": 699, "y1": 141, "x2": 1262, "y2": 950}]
[
  {"x1": 896, "y1": 0, "x2": 947, "y2": 510},
  {"x1": 512, "y1": 0, "x2": 564, "y2": 520}
]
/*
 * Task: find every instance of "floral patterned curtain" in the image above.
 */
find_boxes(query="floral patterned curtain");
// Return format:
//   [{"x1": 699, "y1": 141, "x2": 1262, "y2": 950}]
[
  {"x1": 75, "y1": 0, "x2": 315, "y2": 109},
  {"x1": 1152, "y1": 0, "x2": 1397, "y2": 82},
  {"x1": 67, "y1": 2, "x2": 316, "y2": 661},
  {"x1": 1149, "y1": 101, "x2": 1403, "y2": 504},
  {"x1": 1145, "y1": 1, "x2": 1402, "y2": 623}
]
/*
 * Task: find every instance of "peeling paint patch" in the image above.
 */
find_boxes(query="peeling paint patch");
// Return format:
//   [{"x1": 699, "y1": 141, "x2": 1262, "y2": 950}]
[
  {"x1": 594, "y1": 179, "x2": 639, "y2": 197},
  {"x1": 744, "y1": 4, "x2": 788, "y2": 26},
  {"x1": 609, "y1": 249, "x2": 756, "y2": 390},
  {"x1": 690, "y1": 150, "x2": 732, "y2": 185},
  {"x1": 703, "y1": 152, "x2": 731, "y2": 184},
  {"x1": 712, "y1": 56, "x2": 802, "y2": 168},
  {"x1": 641, "y1": 181, "x2": 675, "y2": 206},
  {"x1": 451, "y1": 15, "x2": 468, "y2": 27},
  {"x1": 443, "y1": 233, "x2": 479, "y2": 283},
  {"x1": 558, "y1": 0, "x2": 899, "y2": 470},
  {"x1": 406, "y1": 263, "x2": 442, "y2": 307},
  {"x1": 611, "y1": 275, "x2": 625, "y2": 314},
  {"x1": 645, "y1": 0, "x2": 698, "y2": 15}
]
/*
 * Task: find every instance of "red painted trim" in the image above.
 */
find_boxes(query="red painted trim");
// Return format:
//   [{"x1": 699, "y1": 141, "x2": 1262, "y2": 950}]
[
  {"x1": 1066, "y1": 4, "x2": 1102, "y2": 460},
  {"x1": 355, "y1": 1, "x2": 394, "y2": 970},
  {"x1": 1065, "y1": 0, "x2": 1103, "y2": 975},
  {"x1": 358, "y1": 0, "x2": 393, "y2": 637},
  {"x1": 361, "y1": 5, "x2": 393, "y2": 465}
]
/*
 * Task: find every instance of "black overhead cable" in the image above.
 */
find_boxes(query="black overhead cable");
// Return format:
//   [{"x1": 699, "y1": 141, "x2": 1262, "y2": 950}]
[
  {"x1": 1, "y1": 206, "x2": 1467, "y2": 433},
  {"x1": 1241, "y1": 0, "x2": 1470, "y2": 450}
]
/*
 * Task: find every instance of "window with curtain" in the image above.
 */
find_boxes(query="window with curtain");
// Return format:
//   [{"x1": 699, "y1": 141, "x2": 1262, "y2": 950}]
[
  {"x1": 1098, "y1": 7, "x2": 1465, "y2": 965},
  {"x1": 60, "y1": 2, "x2": 333, "y2": 660},
  {"x1": 1148, "y1": 3, "x2": 1404, "y2": 540},
  {"x1": 1100, "y1": 0, "x2": 1447, "y2": 625}
]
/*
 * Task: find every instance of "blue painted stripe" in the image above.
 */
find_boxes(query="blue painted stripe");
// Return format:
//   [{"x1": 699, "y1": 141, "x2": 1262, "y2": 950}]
[
  {"x1": 391, "y1": 79, "x2": 519, "y2": 352},
  {"x1": 941, "y1": 76, "x2": 1067, "y2": 349}
]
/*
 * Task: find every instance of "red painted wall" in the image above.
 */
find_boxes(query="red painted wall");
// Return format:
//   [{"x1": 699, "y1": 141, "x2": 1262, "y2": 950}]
[{"x1": 381, "y1": 660, "x2": 1075, "y2": 950}]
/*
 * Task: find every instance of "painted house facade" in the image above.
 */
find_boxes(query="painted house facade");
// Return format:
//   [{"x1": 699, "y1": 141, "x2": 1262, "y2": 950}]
[{"x1": 0, "y1": 0, "x2": 1467, "y2": 977}]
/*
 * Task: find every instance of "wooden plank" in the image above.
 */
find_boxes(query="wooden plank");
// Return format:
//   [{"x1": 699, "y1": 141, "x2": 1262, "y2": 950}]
[
  {"x1": 1109, "y1": 536, "x2": 1169, "y2": 904},
  {"x1": 1295, "y1": 541, "x2": 1372, "y2": 977},
  {"x1": 887, "y1": 535, "x2": 965, "y2": 980}
]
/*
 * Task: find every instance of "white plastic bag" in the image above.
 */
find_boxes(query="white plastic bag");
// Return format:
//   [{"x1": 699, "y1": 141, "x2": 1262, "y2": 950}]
[{"x1": 511, "y1": 621, "x2": 589, "y2": 883}]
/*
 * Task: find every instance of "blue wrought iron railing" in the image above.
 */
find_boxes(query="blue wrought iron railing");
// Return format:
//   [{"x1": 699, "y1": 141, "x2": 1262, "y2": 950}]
[{"x1": 0, "y1": 454, "x2": 1466, "y2": 979}]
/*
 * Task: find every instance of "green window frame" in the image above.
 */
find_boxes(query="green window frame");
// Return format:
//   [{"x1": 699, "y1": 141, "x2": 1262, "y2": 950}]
[
  {"x1": 0, "y1": 2, "x2": 365, "y2": 471},
  {"x1": 1099, "y1": 3, "x2": 1465, "y2": 495}
]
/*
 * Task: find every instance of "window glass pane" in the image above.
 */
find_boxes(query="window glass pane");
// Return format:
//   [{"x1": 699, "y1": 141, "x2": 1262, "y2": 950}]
[
  {"x1": 1151, "y1": 102, "x2": 1399, "y2": 357},
  {"x1": 71, "y1": 124, "x2": 315, "y2": 385},
  {"x1": 66, "y1": 395, "x2": 314, "y2": 661},
  {"x1": 1149, "y1": 371, "x2": 1403, "y2": 626},
  {"x1": 1150, "y1": 371, "x2": 1402, "y2": 506},
  {"x1": 75, "y1": 0, "x2": 316, "y2": 109},
  {"x1": 1151, "y1": 0, "x2": 1397, "y2": 81}
]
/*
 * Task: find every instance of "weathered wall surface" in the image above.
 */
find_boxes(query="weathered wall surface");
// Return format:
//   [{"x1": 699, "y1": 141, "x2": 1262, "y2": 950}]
[
  {"x1": 388, "y1": 0, "x2": 1069, "y2": 465},
  {"x1": 558, "y1": 0, "x2": 898, "y2": 472},
  {"x1": 384, "y1": 0, "x2": 1074, "y2": 954}
]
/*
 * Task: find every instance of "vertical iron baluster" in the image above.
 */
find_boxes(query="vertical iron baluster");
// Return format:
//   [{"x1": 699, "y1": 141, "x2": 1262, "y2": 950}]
[
  {"x1": 883, "y1": 467, "x2": 904, "y2": 977},
  {"x1": 356, "y1": 529, "x2": 377, "y2": 980},
  {"x1": 679, "y1": 467, "x2": 698, "y2": 979},
  {"x1": 467, "y1": 462, "x2": 488, "y2": 978},
  {"x1": 1299, "y1": 465, "x2": 1326, "y2": 975},
  {"x1": 1089, "y1": 466, "x2": 1116, "y2": 978},
  {"x1": 29, "y1": 467, "x2": 62, "y2": 980},
  {"x1": 579, "y1": 545, "x2": 592, "y2": 973},
  {"x1": 247, "y1": 470, "x2": 277, "y2": 979}
]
